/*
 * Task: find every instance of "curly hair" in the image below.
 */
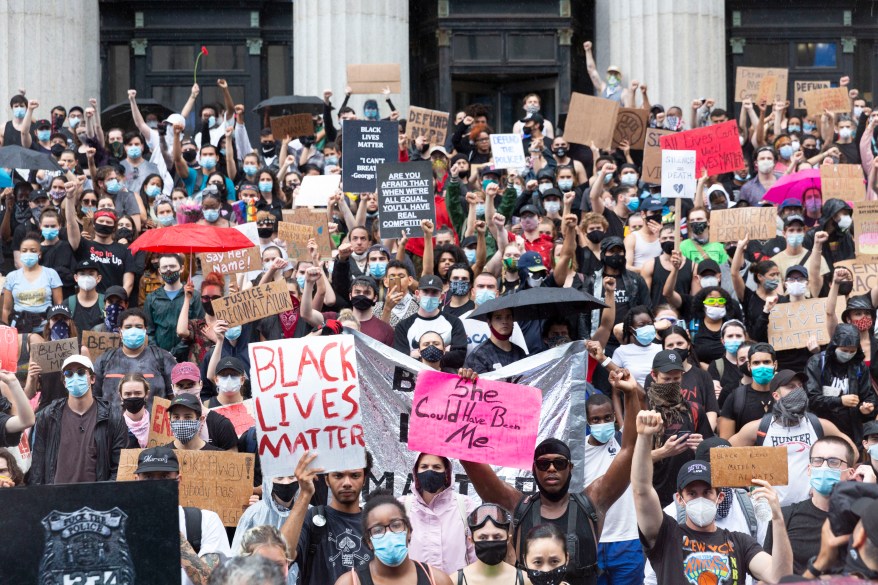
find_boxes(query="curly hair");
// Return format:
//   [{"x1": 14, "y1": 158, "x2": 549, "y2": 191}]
[
  {"x1": 690, "y1": 286, "x2": 744, "y2": 322},
  {"x1": 621, "y1": 305, "x2": 655, "y2": 345},
  {"x1": 0, "y1": 448, "x2": 25, "y2": 486}
]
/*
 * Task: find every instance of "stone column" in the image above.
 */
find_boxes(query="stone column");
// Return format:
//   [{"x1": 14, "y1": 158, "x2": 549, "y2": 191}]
[
  {"x1": 594, "y1": 0, "x2": 726, "y2": 113},
  {"x1": 0, "y1": 0, "x2": 101, "y2": 116},
  {"x1": 293, "y1": 0, "x2": 410, "y2": 118}
]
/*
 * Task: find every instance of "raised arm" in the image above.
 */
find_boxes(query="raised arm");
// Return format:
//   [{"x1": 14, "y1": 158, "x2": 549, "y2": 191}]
[
  {"x1": 809, "y1": 231, "x2": 827, "y2": 298},
  {"x1": 473, "y1": 221, "x2": 488, "y2": 277},
  {"x1": 420, "y1": 220, "x2": 435, "y2": 277},
  {"x1": 730, "y1": 235, "x2": 748, "y2": 301},
  {"x1": 300, "y1": 267, "x2": 326, "y2": 329},
  {"x1": 180, "y1": 84, "x2": 200, "y2": 120},
  {"x1": 172, "y1": 123, "x2": 191, "y2": 180},
  {"x1": 20, "y1": 99, "x2": 38, "y2": 148},
  {"x1": 0, "y1": 371, "x2": 35, "y2": 433},
  {"x1": 583, "y1": 41, "x2": 603, "y2": 91},
  {"x1": 64, "y1": 179, "x2": 83, "y2": 251},
  {"x1": 128, "y1": 90, "x2": 153, "y2": 141},
  {"x1": 217, "y1": 79, "x2": 234, "y2": 122},
  {"x1": 662, "y1": 251, "x2": 685, "y2": 309},
  {"x1": 281, "y1": 452, "x2": 325, "y2": 562},
  {"x1": 89, "y1": 98, "x2": 105, "y2": 148},
  {"x1": 629, "y1": 409, "x2": 665, "y2": 548},
  {"x1": 592, "y1": 276, "x2": 617, "y2": 347},
  {"x1": 223, "y1": 124, "x2": 237, "y2": 179},
  {"x1": 589, "y1": 163, "x2": 615, "y2": 216},
  {"x1": 826, "y1": 268, "x2": 844, "y2": 335},
  {"x1": 553, "y1": 215, "x2": 578, "y2": 285}
]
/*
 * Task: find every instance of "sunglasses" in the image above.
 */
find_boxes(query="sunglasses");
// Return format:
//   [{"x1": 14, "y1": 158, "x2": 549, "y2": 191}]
[
  {"x1": 201, "y1": 296, "x2": 221, "y2": 303},
  {"x1": 703, "y1": 297, "x2": 727, "y2": 306},
  {"x1": 534, "y1": 458, "x2": 570, "y2": 472},
  {"x1": 62, "y1": 368, "x2": 89, "y2": 378}
]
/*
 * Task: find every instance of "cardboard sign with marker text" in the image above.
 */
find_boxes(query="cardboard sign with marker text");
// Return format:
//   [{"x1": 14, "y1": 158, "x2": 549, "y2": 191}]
[
  {"x1": 200, "y1": 247, "x2": 262, "y2": 276},
  {"x1": 854, "y1": 201, "x2": 878, "y2": 259},
  {"x1": 836, "y1": 259, "x2": 878, "y2": 295},
  {"x1": 711, "y1": 446, "x2": 788, "y2": 487},
  {"x1": 82, "y1": 331, "x2": 121, "y2": 360},
  {"x1": 794, "y1": 80, "x2": 831, "y2": 110},
  {"x1": 0, "y1": 326, "x2": 19, "y2": 373},
  {"x1": 768, "y1": 298, "x2": 830, "y2": 351},
  {"x1": 147, "y1": 396, "x2": 174, "y2": 448},
  {"x1": 612, "y1": 108, "x2": 649, "y2": 150},
  {"x1": 269, "y1": 114, "x2": 315, "y2": 140},
  {"x1": 734, "y1": 67, "x2": 789, "y2": 102},
  {"x1": 804, "y1": 87, "x2": 850, "y2": 119},
  {"x1": 406, "y1": 106, "x2": 449, "y2": 146},
  {"x1": 642, "y1": 128, "x2": 673, "y2": 183},
  {"x1": 212, "y1": 279, "x2": 294, "y2": 328},
  {"x1": 709, "y1": 207, "x2": 776, "y2": 243},
  {"x1": 563, "y1": 92, "x2": 619, "y2": 150},
  {"x1": 283, "y1": 209, "x2": 333, "y2": 259},
  {"x1": 31, "y1": 338, "x2": 78, "y2": 373},
  {"x1": 821, "y1": 165, "x2": 865, "y2": 201},
  {"x1": 660, "y1": 121, "x2": 744, "y2": 176},
  {"x1": 660, "y1": 150, "x2": 696, "y2": 199},
  {"x1": 276, "y1": 221, "x2": 316, "y2": 261},
  {"x1": 346, "y1": 63, "x2": 401, "y2": 94}
]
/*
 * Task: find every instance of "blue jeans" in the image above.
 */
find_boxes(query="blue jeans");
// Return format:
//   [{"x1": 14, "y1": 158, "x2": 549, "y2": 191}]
[{"x1": 597, "y1": 539, "x2": 645, "y2": 585}]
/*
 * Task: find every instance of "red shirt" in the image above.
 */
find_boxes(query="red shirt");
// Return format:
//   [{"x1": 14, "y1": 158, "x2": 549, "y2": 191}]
[
  {"x1": 509, "y1": 232, "x2": 555, "y2": 268},
  {"x1": 405, "y1": 194, "x2": 457, "y2": 257}
]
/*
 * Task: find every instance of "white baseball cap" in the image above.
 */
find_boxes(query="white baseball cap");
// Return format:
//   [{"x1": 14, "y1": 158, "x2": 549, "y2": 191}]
[{"x1": 62, "y1": 354, "x2": 94, "y2": 372}]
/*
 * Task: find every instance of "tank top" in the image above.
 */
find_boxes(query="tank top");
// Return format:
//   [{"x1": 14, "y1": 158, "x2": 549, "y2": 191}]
[
  {"x1": 649, "y1": 256, "x2": 693, "y2": 309},
  {"x1": 760, "y1": 416, "x2": 821, "y2": 506},
  {"x1": 632, "y1": 230, "x2": 662, "y2": 268},
  {"x1": 353, "y1": 561, "x2": 435, "y2": 585}
]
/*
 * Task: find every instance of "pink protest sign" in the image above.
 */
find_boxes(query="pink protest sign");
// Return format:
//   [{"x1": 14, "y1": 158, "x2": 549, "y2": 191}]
[
  {"x1": 212, "y1": 400, "x2": 256, "y2": 437},
  {"x1": 0, "y1": 326, "x2": 19, "y2": 372},
  {"x1": 659, "y1": 120, "x2": 744, "y2": 175},
  {"x1": 407, "y1": 370, "x2": 541, "y2": 469}
]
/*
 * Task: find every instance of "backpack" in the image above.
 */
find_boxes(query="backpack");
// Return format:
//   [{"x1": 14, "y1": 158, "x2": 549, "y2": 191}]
[
  {"x1": 674, "y1": 489, "x2": 757, "y2": 538},
  {"x1": 66, "y1": 293, "x2": 105, "y2": 318},
  {"x1": 183, "y1": 506, "x2": 202, "y2": 554},
  {"x1": 301, "y1": 505, "x2": 327, "y2": 585},
  {"x1": 755, "y1": 412, "x2": 824, "y2": 446}
]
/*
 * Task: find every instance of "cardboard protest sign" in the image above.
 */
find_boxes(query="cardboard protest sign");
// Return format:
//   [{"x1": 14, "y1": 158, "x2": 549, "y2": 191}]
[
  {"x1": 660, "y1": 150, "x2": 696, "y2": 199},
  {"x1": 347, "y1": 63, "x2": 401, "y2": 94},
  {"x1": 642, "y1": 128, "x2": 673, "y2": 183},
  {"x1": 200, "y1": 246, "x2": 262, "y2": 276},
  {"x1": 31, "y1": 338, "x2": 78, "y2": 373},
  {"x1": 734, "y1": 67, "x2": 789, "y2": 102},
  {"x1": 376, "y1": 161, "x2": 435, "y2": 238},
  {"x1": 768, "y1": 298, "x2": 830, "y2": 351},
  {"x1": 406, "y1": 106, "x2": 449, "y2": 146},
  {"x1": 212, "y1": 400, "x2": 256, "y2": 437},
  {"x1": 249, "y1": 334, "x2": 366, "y2": 477},
  {"x1": 269, "y1": 113, "x2": 315, "y2": 139},
  {"x1": 82, "y1": 331, "x2": 121, "y2": 360},
  {"x1": 711, "y1": 446, "x2": 788, "y2": 487},
  {"x1": 489, "y1": 134, "x2": 526, "y2": 169},
  {"x1": 660, "y1": 121, "x2": 744, "y2": 176},
  {"x1": 794, "y1": 80, "x2": 831, "y2": 110},
  {"x1": 836, "y1": 259, "x2": 878, "y2": 295},
  {"x1": 821, "y1": 164, "x2": 865, "y2": 201},
  {"x1": 709, "y1": 207, "x2": 776, "y2": 243},
  {"x1": 212, "y1": 279, "x2": 294, "y2": 328},
  {"x1": 854, "y1": 201, "x2": 878, "y2": 259},
  {"x1": 0, "y1": 480, "x2": 179, "y2": 584},
  {"x1": 407, "y1": 370, "x2": 541, "y2": 469},
  {"x1": 283, "y1": 208, "x2": 333, "y2": 260},
  {"x1": 563, "y1": 92, "x2": 619, "y2": 150},
  {"x1": 341, "y1": 120, "x2": 399, "y2": 193},
  {"x1": 296, "y1": 175, "x2": 341, "y2": 208},
  {"x1": 0, "y1": 326, "x2": 19, "y2": 372},
  {"x1": 277, "y1": 221, "x2": 317, "y2": 260},
  {"x1": 804, "y1": 87, "x2": 850, "y2": 119},
  {"x1": 118, "y1": 449, "x2": 255, "y2": 526},
  {"x1": 147, "y1": 396, "x2": 174, "y2": 448},
  {"x1": 612, "y1": 108, "x2": 649, "y2": 149}
]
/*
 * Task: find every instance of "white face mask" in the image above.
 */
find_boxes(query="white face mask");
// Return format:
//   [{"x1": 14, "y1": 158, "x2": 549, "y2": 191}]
[
  {"x1": 837, "y1": 215, "x2": 853, "y2": 230},
  {"x1": 700, "y1": 276, "x2": 719, "y2": 288},
  {"x1": 786, "y1": 281, "x2": 807, "y2": 297},
  {"x1": 685, "y1": 497, "x2": 718, "y2": 527},
  {"x1": 77, "y1": 275, "x2": 97, "y2": 292},
  {"x1": 757, "y1": 160, "x2": 775, "y2": 174},
  {"x1": 216, "y1": 375, "x2": 242, "y2": 394},
  {"x1": 527, "y1": 275, "x2": 545, "y2": 288},
  {"x1": 705, "y1": 306, "x2": 726, "y2": 320}
]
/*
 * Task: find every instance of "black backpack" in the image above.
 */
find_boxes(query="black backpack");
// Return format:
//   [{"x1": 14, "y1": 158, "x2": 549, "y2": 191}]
[{"x1": 183, "y1": 506, "x2": 202, "y2": 554}]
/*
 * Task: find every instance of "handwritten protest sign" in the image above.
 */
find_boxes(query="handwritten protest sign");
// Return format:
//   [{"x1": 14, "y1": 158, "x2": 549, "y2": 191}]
[
  {"x1": 612, "y1": 108, "x2": 649, "y2": 150},
  {"x1": 119, "y1": 449, "x2": 255, "y2": 526},
  {"x1": 854, "y1": 201, "x2": 878, "y2": 259},
  {"x1": 794, "y1": 80, "x2": 831, "y2": 110},
  {"x1": 82, "y1": 331, "x2": 121, "y2": 360},
  {"x1": 709, "y1": 207, "x2": 776, "y2": 243},
  {"x1": 821, "y1": 165, "x2": 865, "y2": 201},
  {"x1": 0, "y1": 326, "x2": 18, "y2": 372},
  {"x1": 212, "y1": 279, "x2": 294, "y2": 328},
  {"x1": 200, "y1": 246, "x2": 262, "y2": 276},
  {"x1": 756, "y1": 76, "x2": 779, "y2": 106},
  {"x1": 660, "y1": 121, "x2": 744, "y2": 176},
  {"x1": 277, "y1": 221, "x2": 316, "y2": 260},
  {"x1": 406, "y1": 106, "x2": 449, "y2": 146},
  {"x1": 283, "y1": 209, "x2": 333, "y2": 259},
  {"x1": 250, "y1": 335, "x2": 365, "y2": 477},
  {"x1": 377, "y1": 161, "x2": 435, "y2": 238},
  {"x1": 563, "y1": 92, "x2": 619, "y2": 150},
  {"x1": 768, "y1": 298, "x2": 830, "y2": 351},
  {"x1": 489, "y1": 134, "x2": 526, "y2": 169},
  {"x1": 269, "y1": 114, "x2": 314, "y2": 139},
  {"x1": 147, "y1": 396, "x2": 174, "y2": 448},
  {"x1": 660, "y1": 150, "x2": 696, "y2": 199},
  {"x1": 407, "y1": 370, "x2": 541, "y2": 469},
  {"x1": 341, "y1": 120, "x2": 399, "y2": 192},
  {"x1": 347, "y1": 63, "x2": 401, "y2": 94},
  {"x1": 212, "y1": 400, "x2": 256, "y2": 437},
  {"x1": 31, "y1": 338, "x2": 77, "y2": 373},
  {"x1": 642, "y1": 127, "x2": 673, "y2": 183},
  {"x1": 711, "y1": 446, "x2": 788, "y2": 487},
  {"x1": 804, "y1": 87, "x2": 850, "y2": 119},
  {"x1": 836, "y1": 259, "x2": 878, "y2": 295},
  {"x1": 296, "y1": 175, "x2": 340, "y2": 207},
  {"x1": 734, "y1": 67, "x2": 789, "y2": 102}
]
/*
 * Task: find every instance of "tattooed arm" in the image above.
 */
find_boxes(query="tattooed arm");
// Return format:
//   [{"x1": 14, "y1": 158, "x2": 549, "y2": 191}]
[{"x1": 180, "y1": 534, "x2": 222, "y2": 585}]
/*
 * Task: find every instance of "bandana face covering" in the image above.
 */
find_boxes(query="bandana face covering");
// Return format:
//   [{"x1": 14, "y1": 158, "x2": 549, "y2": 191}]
[
  {"x1": 647, "y1": 381, "x2": 689, "y2": 428},
  {"x1": 772, "y1": 387, "x2": 807, "y2": 427}
]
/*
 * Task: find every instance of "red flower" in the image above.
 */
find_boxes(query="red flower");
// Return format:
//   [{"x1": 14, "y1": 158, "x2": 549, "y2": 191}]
[{"x1": 201, "y1": 46, "x2": 209, "y2": 55}]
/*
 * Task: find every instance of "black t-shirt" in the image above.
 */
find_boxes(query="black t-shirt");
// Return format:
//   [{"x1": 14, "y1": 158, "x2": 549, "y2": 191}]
[
  {"x1": 67, "y1": 295, "x2": 105, "y2": 334},
  {"x1": 205, "y1": 410, "x2": 238, "y2": 450},
  {"x1": 74, "y1": 240, "x2": 135, "y2": 292},
  {"x1": 719, "y1": 384, "x2": 775, "y2": 432},
  {"x1": 602, "y1": 207, "x2": 625, "y2": 239},
  {"x1": 295, "y1": 507, "x2": 371, "y2": 585},
  {"x1": 708, "y1": 356, "x2": 743, "y2": 409},
  {"x1": 642, "y1": 513, "x2": 762, "y2": 585},
  {"x1": 763, "y1": 498, "x2": 827, "y2": 575},
  {"x1": 692, "y1": 320, "x2": 725, "y2": 364},
  {"x1": 645, "y1": 366, "x2": 720, "y2": 415},
  {"x1": 464, "y1": 339, "x2": 528, "y2": 374},
  {"x1": 443, "y1": 299, "x2": 474, "y2": 319}
]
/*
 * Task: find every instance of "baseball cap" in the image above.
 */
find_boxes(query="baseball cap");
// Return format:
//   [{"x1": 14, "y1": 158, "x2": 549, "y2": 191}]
[
  {"x1": 600, "y1": 236, "x2": 625, "y2": 253},
  {"x1": 105, "y1": 286, "x2": 129, "y2": 302},
  {"x1": 34, "y1": 118, "x2": 51, "y2": 129},
  {"x1": 607, "y1": 65, "x2": 622, "y2": 74},
  {"x1": 74, "y1": 259, "x2": 98, "y2": 273},
  {"x1": 519, "y1": 204, "x2": 540, "y2": 217},
  {"x1": 216, "y1": 356, "x2": 246, "y2": 376},
  {"x1": 134, "y1": 446, "x2": 179, "y2": 474},
  {"x1": 769, "y1": 369, "x2": 806, "y2": 393},
  {"x1": 171, "y1": 362, "x2": 201, "y2": 385},
  {"x1": 460, "y1": 236, "x2": 477, "y2": 248},
  {"x1": 427, "y1": 145, "x2": 449, "y2": 158},
  {"x1": 695, "y1": 437, "x2": 731, "y2": 461},
  {"x1": 779, "y1": 198, "x2": 803, "y2": 211},
  {"x1": 641, "y1": 197, "x2": 664, "y2": 211},
  {"x1": 863, "y1": 421, "x2": 878, "y2": 439},
  {"x1": 479, "y1": 166, "x2": 502, "y2": 178},
  {"x1": 418, "y1": 275, "x2": 443, "y2": 292},
  {"x1": 518, "y1": 252, "x2": 545, "y2": 273},
  {"x1": 653, "y1": 350, "x2": 685, "y2": 373},
  {"x1": 539, "y1": 187, "x2": 562, "y2": 200},
  {"x1": 783, "y1": 214, "x2": 806, "y2": 227},
  {"x1": 696, "y1": 259, "x2": 722, "y2": 276},
  {"x1": 168, "y1": 393, "x2": 202, "y2": 416},
  {"x1": 46, "y1": 304, "x2": 71, "y2": 321},
  {"x1": 520, "y1": 112, "x2": 544, "y2": 127},
  {"x1": 62, "y1": 354, "x2": 94, "y2": 372},
  {"x1": 851, "y1": 497, "x2": 878, "y2": 544},
  {"x1": 29, "y1": 189, "x2": 49, "y2": 202},
  {"x1": 677, "y1": 459, "x2": 712, "y2": 490},
  {"x1": 785, "y1": 265, "x2": 808, "y2": 279},
  {"x1": 239, "y1": 181, "x2": 259, "y2": 194}
]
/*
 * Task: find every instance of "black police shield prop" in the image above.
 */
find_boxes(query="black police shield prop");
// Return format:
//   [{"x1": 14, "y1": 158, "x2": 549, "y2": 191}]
[{"x1": 0, "y1": 480, "x2": 179, "y2": 584}]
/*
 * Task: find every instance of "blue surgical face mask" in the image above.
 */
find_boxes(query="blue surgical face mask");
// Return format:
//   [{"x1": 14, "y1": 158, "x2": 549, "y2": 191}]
[
  {"x1": 779, "y1": 145, "x2": 793, "y2": 160},
  {"x1": 82, "y1": 206, "x2": 96, "y2": 215},
  {"x1": 65, "y1": 373, "x2": 90, "y2": 398},
  {"x1": 558, "y1": 179, "x2": 574, "y2": 191},
  {"x1": 538, "y1": 183, "x2": 552, "y2": 194},
  {"x1": 475, "y1": 289, "x2": 496, "y2": 305},
  {"x1": 325, "y1": 155, "x2": 339, "y2": 166},
  {"x1": 68, "y1": 116, "x2": 81, "y2": 128},
  {"x1": 371, "y1": 531, "x2": 408, "y2": 567},
  {"x1": 225, "y1": 325, "x2": 242, "y2": 341},
  {"x1": 105, "y1": 178, "x2": 122, "y2": 194},
  {"x1": 626, "y1": 198, "x2": 640, "y2": 212},
  {"x1": 809, "y1": 466, "x2": 842, "y2": 496},
  {"x1": 122, "y1": 327, "x2": 146, "y2": 349},
  {"x1": 724, "y1": 340, "x2": 743, "y2": 355},
  {"x1": 20, "y1": 252, "x2": 39, "y2": 268},
  {"x1": 786, "y1": 233, "x2": 804, "y2": 248},
  {"x1": 633, "y1": 324, "x2": 656, "y2": 346},
  {"x1": 208, "y1": 116, "x2": 217, "y2": 128},
  {"x1": 200, "y1": 156, "x2": 217, "y2": 170},
  {"x1": 158, "y1": 214, "x2": 175, "y2": 227},
  {"x1": 803, "y1": 122, "x2": 816, "y2": 133},
  {"x1": 37, "y1": 130, "x2": 51, "y2": 142},
  {"x1": 259, "y1": 181, "x2": 273, "y2": 193},
  {"x1": 296, "y1": 275, "x2": 306, "y2": 289},
  {"x1": 475, "y1": 203, "x2": 486, "y2": 217},
  {"x1": 751, "y1": 365, "x2": 775, "y2": 385},
  {"x1": 369, "y1": 262, "x2": 387, "y2": 278},
  {"x1": 465, "y1": 249, "x2": 477, "y2": 264},
  {"x1": 589, "y1": 421, "x2": 616, "y2": 444},
  {"x1": 364, "y1": 108, "x2": 380, "y2": 121},
  {"x1": 513, "y1": 184, "x2": 523, "y2": 196},
  {"x1": 243, "y1": 164, "x2": 258, "y2": 176},
  {"x1": 787, "y1": 124, "x2": 801, "y2": 133},
  {"x1": 869, "y1": 444, "x2": 878, "y2": 461},
  {"x1": 620, "y1": 174, "x2": 638, "y2": 187},
  {"x1": 145, "y1": 184, "x2": 161, "y2": 198},
  {"x1": 202, "y1": 209, "x2": 220, "y2": 223},
  {"x1": 420, "y1": 295, "x2": 440, "y2": 312},
  {"x1": 41, "y1": 227, "x2": 59, "y2": 241},
  {"x1": 127, "y1": 146, "x2": 142, "y2": 159},
  {"x1": 12, "y1": 107, "x2": 26, "y2": 119}
]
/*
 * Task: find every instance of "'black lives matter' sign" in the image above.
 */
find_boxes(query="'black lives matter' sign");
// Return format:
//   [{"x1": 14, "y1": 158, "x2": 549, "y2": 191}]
[
  {"x1": 342, "y1": 119, "x2": 399, "y2": 193},
  {"x1": 377, "y1": 161, "x2": 435, "y2": 238}
]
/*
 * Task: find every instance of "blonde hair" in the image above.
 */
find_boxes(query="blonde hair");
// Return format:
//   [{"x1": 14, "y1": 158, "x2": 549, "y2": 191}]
[
  {"x1": 241, "y1": 525, "x2": 289, "y2": 559},
  {"x1": 338, "y1": 308, "x2": 360, "y2": 331}
]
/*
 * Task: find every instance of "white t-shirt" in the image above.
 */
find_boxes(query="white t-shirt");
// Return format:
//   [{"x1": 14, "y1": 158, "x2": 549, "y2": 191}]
[
  {"x1": 179, "y1": 506, "x2": 232, "y2": 585},
  {"x1": 582, "y1": 434, "x2": 637, "y2": 542},
  {"x1": 611, "y1": 343, "x2": 662, "y2": 387},
  {"x1": 461, "y1": 309, "x2": 528, "y2": 355},
  {"x1": 760, "y1": 416, "x2": 821, "y2": 506}
]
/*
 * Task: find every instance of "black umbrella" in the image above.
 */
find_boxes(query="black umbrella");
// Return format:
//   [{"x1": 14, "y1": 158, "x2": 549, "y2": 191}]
[
  {"x1": 101, "y1": 99, "x2": 174, "y2": 132},
  {"x1": 0, "y1": 145, "x2": 63, "y2": 172},
  {"x1": 252, "y1": 95, "x2": 324, "y2": 116},
  {"x1": 469, "y1": 287, "x2": 607, "y2": 323}
]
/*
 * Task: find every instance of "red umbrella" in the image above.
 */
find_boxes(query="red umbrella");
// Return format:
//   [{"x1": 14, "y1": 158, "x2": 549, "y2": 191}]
[
  {"x1": 128, "y1": 223, "x2": 255, "y2": 254},
  {"x1": 761, "y1": 169, "x2": 821, "y2": 205}
]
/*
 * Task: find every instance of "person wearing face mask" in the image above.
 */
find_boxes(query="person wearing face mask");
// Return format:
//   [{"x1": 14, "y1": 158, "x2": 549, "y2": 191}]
[
  {"x1": 538, "y1": 188, "x2": 564, "y2": 223},
  {"x1": 165, "y1": 393, "x2": 220, "y2": 451},
  {"x1": 718, "y1": 343, "x2": 781, "y2": 438},
  {"x1": 3, "y1": 93, "x2": 29, "y2": 147},
  {"x1": 802, "y1": 197, "x2": 857, "y2": 267},
  {"x1": 10, "y1": 189, "x2": 49, "y2": 263},
  {"x1": 623, "y1": 197, "x2": 662, "y2": 273},
  {"x1": 117, "y1": 374, "x2": 151, "y2": 448},
  {"x1": 580, "y1": 393, "x2": 645, "y2": 585},
  {"x1": 856, "y1": 421, "x2": 878, "y2": 482},
  {"x1": 576, "y1": 213, "x2": 610, "y2": 276},
  {"x1": 65, "y1": 259, "x2": 106, "y2": 335},
  {"x1": 120, "y1": 131, "x2": 161, "y2": 195},
  {"x1": 21, "y1": 115, "x2": 54, "y2": 154},
  {"x1": 303, "y1": 272, "x2": 393, "y2": 347},
  {"x1": 28, "y1": 354, "x2": 128, "y2": 485},
  {"x1": 394, "y1": 275, "x2": 467, "y2": 368},
  {"x1": 806, "y1": 323, "x2": 877, "y2": 444},
  {"x1": 769, "y1": 216, "x2": 831, "y2": 288},
  {"x1": 830, "y1": 292, "x2": 878, "y2": 381},
  {"x1": 740, "y1": 147, "x2": 782, "y2": 205},
  {"x1": 588, "y1": 163, "x2": 638, "y2": 239},
  {"x1": 707, "y1": 321, "x2": 748, "y2": 407},
  {"x1": 680, "y1": 207, "x2": 729, "y2": 265},
  {"x1": 2, "y1": 235, "x2": 63, "y2": 332},
  {"x1": 608, "y1": 306, "x2": 663, "y2": 388},
  {"x1": 25, "y1": 304, "x2": 80, "y2": 407},
  {"x1": 551, "y1": 142, "x2": 588, "y2": 185},
  {"x1": 167, "y1": 361, "x2": 238, "y2": 452},
  {"x1": 464, "y1": 308, "x2": 526, "y2": 374},
  {"x1": 443, "y1": 264, "x2": 476, "y2": 318},
  {"x1": 512, "y1": 93, "x2": 555, "y2": 138},
  {"x1": 521, "y1": 524, "x2": 572, "y2": 585},
  {"x1": 205, "y1": 355, "x2": 248, "y2": 409},
  {"x1": 512, "y1": 206, "x2": 554, "y2": 269},
  {"x1": 584, "y1": 41, "x2": 629, "y2": 105},
  {"x1": 452, "y1": 504, "x2": 523, "y2": 585},
  {"x1": 403, "y1": 453, "x2": 477, "y2": 574},
  {"x1": 460, "y1": 272, "x2": 528, "y2": 355},
  {"x1": 145, "y1": 253, "x2": 204, "y2": 358},
  {"x1": 633, "y1": 413, "x2": 793, "y2": 585},
  {"x1": 37, "y1": 208, "x2": 76, "y2": 297}
]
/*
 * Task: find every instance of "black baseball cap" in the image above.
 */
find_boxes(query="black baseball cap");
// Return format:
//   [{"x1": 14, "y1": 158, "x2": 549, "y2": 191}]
[
  {"x1": 677, "y1": 459, "x2": 712, "y2": 490},
  {"x1": 600, "y1": 236, "x2": 625, "y2": 253},
  {"x1": 518, "y1": 252, "x2": 545, "y2": 273},
  {"x1": 769, "y1": 369, "x2": 806, "y2": 393},
  {"x1": 641, "y1": 197, "x2": 664, "y2": 212},
  {"x1": 135, "y1": 446, "x2": 179, "y2": 474},
  {"x1": 479, "y1": 166, "x2": 502, "y2": 178},
  {"x1": 34, "y1": 118, "x2": 51, "y2": 130},
  {"x1": 74, "y1": 259, "x2": 98, "y2": 273},
  {"x1": 539, "y1": 187, "x2": 562, "y2": 200},
  {"x1": 863, "y1": 421, "x2": 878, "y2": 439},
  {"x1": 695, "y1": 437, "x2": 731, "y2": 461},
  {"x1": 216, "y1": 356, "x2": 246, "y2": 376},
  {"x1": 46, "y1": 304, "x2": 71, "y2": 321},
  {"x1": 168, "y1": 393, "x2": 202, "y2": 416},
  {"x1": 418, "y1": 275, "x2": 443, "y2": 292},
  {"x1": 696, "y1": 259, "x2": 721, "y2": 276},
  {"x1": 653, "y1": 349, "x2": 685, "y2": 373},
  {"x1": 105, "y1": 285, "x2": 129, "y2": 302},
  {"x1": 785, "y1": 265, "x2": 808, "y2": 279},
  {"x1": 519, "y1": 204, "x2": 540, "y2": 217},
  {"x1": 460, "y1": 236, "x2": 477, "y2": 248},
  {"x1": 28, "y1": 189, "x2": 49, "y2": 202}
]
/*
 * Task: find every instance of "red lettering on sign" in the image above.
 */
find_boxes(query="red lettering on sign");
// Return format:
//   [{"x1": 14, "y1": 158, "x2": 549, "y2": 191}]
[
  {"x1": 297, "y1": 346, "x2": 321, "y2": 381},
  {"x1": 339, "y1": 342, "x2": 356, "y2": 381},
  {"x1": 255, "y1": 397, "x2": 278, "y2": 432},
  {"x1": 253, "y1": 346, "x2": 277, "y2": 392},
  {"x1": 341, "y1": 385, "x2": 359, "y2": 420},
  {"x1": 322, "y1": 388, "x2": 339, "y2": 419},
  {"x1": 259, "y1": 433, "x2": 291, "y2": 457},
  {"x1": 320, "y1": 342, "x2": 339, "y2": 382}
]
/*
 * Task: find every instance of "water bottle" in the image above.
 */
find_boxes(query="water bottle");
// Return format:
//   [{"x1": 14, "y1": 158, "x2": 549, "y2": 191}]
[{"x1": 752, "y1": 491, "x2": 772, "y2": 523}]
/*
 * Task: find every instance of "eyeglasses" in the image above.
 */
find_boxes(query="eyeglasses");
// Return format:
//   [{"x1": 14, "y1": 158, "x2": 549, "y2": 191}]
[
  {"x1": 62, "y1": 368, "x2": 89, "y2": 378},
  {"x1": 810, "y1": 457, "x2": 846, "y2": 469},
  {"x1": 367, "y1": 518, "x2": 408, "y2": 538},
  {"x1": 534, "y1": 458, "x2": 570, "y2": 472},
  {"x1": 468, "y1": 503, "x2": 510, "y2": 530},
  {"x1": 257, "y1": 221, "x2": 275, "y2": 227},
  {"x1": 82, "y1": 199, "x2": 97, "y2": 205},
  {"x1": 703, "y1": 298, "x2": 727, "y2": 306}
]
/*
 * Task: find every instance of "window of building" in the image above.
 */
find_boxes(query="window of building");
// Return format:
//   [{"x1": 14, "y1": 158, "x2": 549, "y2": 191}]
[
  {"x1": 151, "y1": 45, "x2": 246, "y2": 72},
  {"x1": 795, "y1": 42, "x2": 838, "y2": 68},
  {"x1": 452, "y1": 34, "x2": 503, "y2": 62},
  {"x1": 107, "y1": 45, "x2": 131, "y2": 104},
  {"x1": 507, "y1": 34, "x2": 556, "y2": 62}
]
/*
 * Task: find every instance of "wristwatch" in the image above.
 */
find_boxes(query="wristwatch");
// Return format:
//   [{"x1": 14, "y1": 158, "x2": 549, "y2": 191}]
[{"x1": 806, "y1": 555, "x2": 824, "y2": 578}]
